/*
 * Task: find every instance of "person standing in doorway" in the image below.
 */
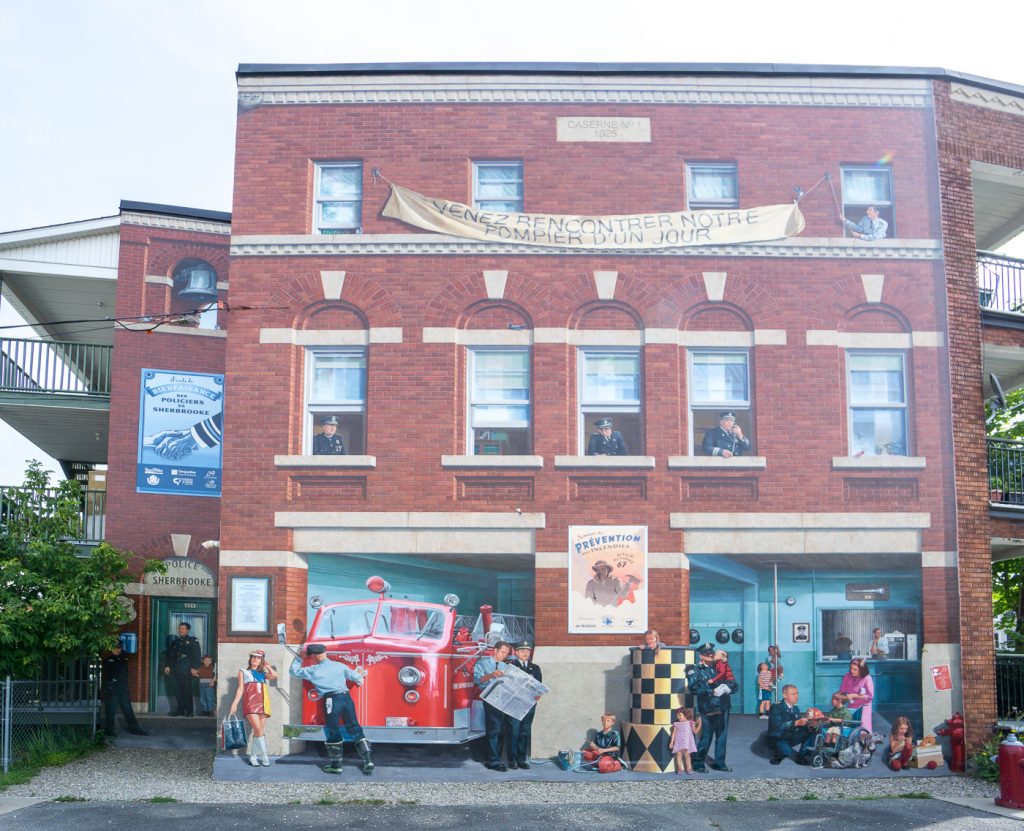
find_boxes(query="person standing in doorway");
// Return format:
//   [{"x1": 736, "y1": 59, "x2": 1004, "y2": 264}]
[
  {"x1": 101, "y1": 642, "x2": 149, "y2": 738},
  {"x1": 163, "y1": 622, "x2": 201, "y2": 717}
]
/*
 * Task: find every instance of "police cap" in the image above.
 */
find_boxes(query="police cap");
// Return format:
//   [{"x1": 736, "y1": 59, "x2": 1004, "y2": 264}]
[
  {"x1": 516, "y1": 641, "x2": 533, "y2": 651},
  {"x1": 698, "y1": 642, "x2": 716, "y2": 657},
  {"x1": 321, "y1": 416, "x2": 339, "y2": 426},
  {"x1": 594, "y1": 417, "x2": 613, "y2": 429},
  {"x1": 305, "y1": 643, "x2": 327, "y2": 655}
]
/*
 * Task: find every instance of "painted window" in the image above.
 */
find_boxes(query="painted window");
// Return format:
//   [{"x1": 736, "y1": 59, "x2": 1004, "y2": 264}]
[
  {"x1": 841, "y1": 165, "x2": 894, "y2": 237},
  {"x1": 689, "y1": 350, "x2": 754, "y2": 454},
  {"x1": 578, "y1": 348, "x2": 642, "y2": 454},
  {"x1": 468, "y1": 348, "x2": 531, "y2": 455},
  {"x1": 315, "y1": 162, "x2": 363, "y2": 233},
  {"x1": 686, "y1": 162, "x2": 739, "y2": 210},
  {"x1": 820, "y1": 608, "x2": 919, "y2": 661},
  {"x1": 847, "y1": 352, "x2": 907, "y2": 456},
  {"x1": 472, "y1": 161, "x2": 523, "y2": 212},
  {"x1": 305, "y1": 348, "x2": 367, "y2": 454}
]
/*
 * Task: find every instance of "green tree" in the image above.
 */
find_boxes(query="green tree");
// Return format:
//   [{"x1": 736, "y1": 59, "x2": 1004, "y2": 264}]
[
  {"x1": 989, "y1": 387, "x2": 1024, "y2": 651},
  {"x1": 0, "y1": 461, "x2": 163, "y2": 677},
  {"x1": 993, "y1": 557, "x2": 1024, "y2": 652}
]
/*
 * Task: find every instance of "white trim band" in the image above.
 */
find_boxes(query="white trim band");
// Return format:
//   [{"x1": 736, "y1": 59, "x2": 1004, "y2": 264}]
[
  {"x1": 832, "y1": 456, "x2": 926, "y2": 469},
  {"x1": 555, "y1": 455, "x2": 656, "y2": 468},
  {"x1": 275, "y1": 455, "x2": 377, "y2": 468},
  {"x1": 668, "y1": 456, "x2": 766, "y2": 469},
  {"x1": 260, "y1": 328, "x2": 403, "y2": 345},
  {"x1": 442, "y1": 455, "x2": 544, "y2": 468}
]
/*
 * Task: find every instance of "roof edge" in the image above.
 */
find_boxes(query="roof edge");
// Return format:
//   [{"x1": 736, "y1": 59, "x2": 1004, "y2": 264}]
[{"x1": 119, "y1": 200, "x2": 231, "y2": 224}]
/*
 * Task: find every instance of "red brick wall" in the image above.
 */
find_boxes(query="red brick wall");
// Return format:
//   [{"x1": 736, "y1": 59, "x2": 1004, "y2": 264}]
[{"x1": 933, "y1": 79, "x2": 1024, "y2": 746}]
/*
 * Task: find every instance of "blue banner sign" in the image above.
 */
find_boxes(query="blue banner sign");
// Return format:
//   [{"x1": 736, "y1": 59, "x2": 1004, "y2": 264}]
[{"x1": 137, "y1": 369, "x2": 224, "y2": 497}]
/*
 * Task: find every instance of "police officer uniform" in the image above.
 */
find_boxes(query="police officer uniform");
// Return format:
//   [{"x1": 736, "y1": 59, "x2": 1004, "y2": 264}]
[
  {"x1": 586, "y1": 417, "x2": 628, "y2": 456},
  {"x1": 701, "y1": 411, "x2": 750, "y2": 457},
  {"x1": 102, "y1": 646, "x2": 148, "y2": 737},
  {"x1": 687, "y1": 642, "x2": 732, "y2": 772},
  {"x1": 312, "y1": 416, "x2": 346, "y2": 455},
  {"x1": 507, "y1": 641, "x2": 542, "y2": 770},
  {"x1": 163, "y1": 627, "x2": 201, "y2": 716}
]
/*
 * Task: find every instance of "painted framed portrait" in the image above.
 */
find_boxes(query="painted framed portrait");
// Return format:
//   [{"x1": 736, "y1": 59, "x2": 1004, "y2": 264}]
[{"x1": 792, "y1": 622, "x2": 811, "y2": 644}]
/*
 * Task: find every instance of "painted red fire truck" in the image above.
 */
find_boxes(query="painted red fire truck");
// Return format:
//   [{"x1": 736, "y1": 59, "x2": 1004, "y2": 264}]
[{"x1": 282, "y1": 576, "x2": 532, "y2": 744}]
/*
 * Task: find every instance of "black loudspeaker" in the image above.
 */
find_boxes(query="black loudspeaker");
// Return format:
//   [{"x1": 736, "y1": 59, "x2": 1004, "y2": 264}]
[
  {"x1": 716, "y1": 628, "x2": 730, "y2": 644},
  {"x1": 689, "y1": 629, "x2": 700, "y2": 645},
  {"x1": 732, "y1": 628, "x2": 744, "y2": 644}
]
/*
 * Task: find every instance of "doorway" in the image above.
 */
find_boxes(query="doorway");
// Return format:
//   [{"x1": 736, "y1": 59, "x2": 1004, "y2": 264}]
[{"x1": 149, "y1": 597, "x2": 216, "y2": 713}]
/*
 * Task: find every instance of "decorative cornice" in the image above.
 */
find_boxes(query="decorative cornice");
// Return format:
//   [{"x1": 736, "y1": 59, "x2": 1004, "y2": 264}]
[
  {"x1": 231, "y1": 234, "x2": 943, "y2": 260},
  {"x1": 950, "y1": 82, "x2": 1024, "y2": 117},
  {"x1": 236, "y1": 75, "x2": 932, "y2": 108},
  {"x1": 121, "y1": 211, "x2": 231, "y2": 236}
]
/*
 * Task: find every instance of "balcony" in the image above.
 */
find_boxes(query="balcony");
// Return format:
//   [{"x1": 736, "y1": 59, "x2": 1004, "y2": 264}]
[
  {"x1": 988, "y1": 438, "x2": 1024, "y2": 506},
  {"x1": 997, "y1": 653, "x2": 1024, "y2": 727},
  {"x1": 979, "y1": 251, "x2": 1024, "y2": 318},
  {"x1": 0, "y1": 486, "x2": 106, "y2": 548},
  {"x1": 0, "y1": 338, "x2": 112, "y2": 465}
]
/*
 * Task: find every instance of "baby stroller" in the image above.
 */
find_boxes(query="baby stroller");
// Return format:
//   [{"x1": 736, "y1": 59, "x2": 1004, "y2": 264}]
[{"x1": 799, "y1": 713, "x2": 877, "y2": 769}]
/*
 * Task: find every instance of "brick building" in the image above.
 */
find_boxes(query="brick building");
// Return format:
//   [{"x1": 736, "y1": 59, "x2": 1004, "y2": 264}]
[{"x1": 2, "y1": 63, "x2": 1023, "y2": 756}]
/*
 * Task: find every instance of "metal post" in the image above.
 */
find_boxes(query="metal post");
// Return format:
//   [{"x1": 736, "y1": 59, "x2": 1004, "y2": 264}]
[
  {"x1": 2, "y1": 675, "x2": 11, "y2": 774},
  {"x1": 773, "y1": 562, "x2": 779, "y2": 704}
]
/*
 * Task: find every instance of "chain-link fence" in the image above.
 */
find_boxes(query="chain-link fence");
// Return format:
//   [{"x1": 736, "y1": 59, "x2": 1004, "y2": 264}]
[{"x1": 0, "y1": 668, "x2": 99, "y2": 773}]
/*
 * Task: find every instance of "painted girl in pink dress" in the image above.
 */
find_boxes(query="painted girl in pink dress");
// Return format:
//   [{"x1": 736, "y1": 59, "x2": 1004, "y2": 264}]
[
  {"x1": 839, "y1": 657, "x2": 874, "y2": 734},
  {"x1": 670, "y1": 706, "x2": 701, "y2": 774}
]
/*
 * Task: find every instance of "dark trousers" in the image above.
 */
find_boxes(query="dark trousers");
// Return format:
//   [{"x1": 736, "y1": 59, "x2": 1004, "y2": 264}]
[
  {"x1": 323, "y1": 691, "x2": 365, "y2": 743},
  {"x1": 695, "y1": 709, "x2": 729, "y2": 769},
  {"x1": 104, "y1": 682, "x2": 141, "y2": 733},
  {"x1": 771, "y1": 728, "x2": 813, "y2": 761},
  {"x1": 170, "y1": 671, "x2": 194, "y2": 715},
  {"x1": 508, "y1": 705, "x2": 535, "y2": 764},
  {"x1": 483, "y1": 701, "x2": 508, "y2": 765}
]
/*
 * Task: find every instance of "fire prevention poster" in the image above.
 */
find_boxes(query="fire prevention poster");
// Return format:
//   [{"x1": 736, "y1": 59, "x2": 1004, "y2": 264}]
[{"x1": 568, "y1": 526, "x2": 647, "y2": 634}]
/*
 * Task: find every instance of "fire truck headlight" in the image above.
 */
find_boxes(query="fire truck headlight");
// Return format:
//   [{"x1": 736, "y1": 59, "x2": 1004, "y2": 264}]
[
  {"x1": 398, "y1": 666, "x2": 424, "y2": 687},
  {"x1": 307, "y1": 689, "x2": 321, "y2": 702},
  {"x1": 404, "y1": 690, "x2": 420, "y2": 704}
]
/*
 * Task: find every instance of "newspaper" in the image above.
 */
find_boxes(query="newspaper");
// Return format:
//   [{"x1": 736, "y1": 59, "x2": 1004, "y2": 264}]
[{"x1": 480, "y1": 663, "x2": 550, "y2": 721}]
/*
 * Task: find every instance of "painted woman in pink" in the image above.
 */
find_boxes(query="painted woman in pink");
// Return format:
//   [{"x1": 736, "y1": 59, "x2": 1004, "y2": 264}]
[{"x1": 839, "y1": 658, "x2": 874, "y2": 733}]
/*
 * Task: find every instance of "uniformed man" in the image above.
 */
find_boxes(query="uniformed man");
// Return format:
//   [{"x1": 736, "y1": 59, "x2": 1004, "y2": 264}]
[
  {"x1": 162, "y1": 622, "x2": 201, "y2": 716},
  {"x1": 767, "y1": 684, "x2": 814, "y2": 764},
  {"x1": 102, "y1": 642, "x2": 149, "y2": 737},
  {"x1": 687, "y1": 642, "x2": 732, "y2": 772},
  {"x1": 473, "y1": 639, "x2": 512, "y2": 771},
  {"x1": 507, "y1": 641, "x2": 542, "y2": 770},
  {"x1": 701, "y1": 411, "x2": 750, "y2": 458},
  {"x1": 586, "y1": 417, "x2": 628, "y2": 456},
  {"x1": 289, "y1": 643, "x2": 374, "y2": 775},
  {"x1": 312, "y1": 416, "x2": 346, "y2": 455}
]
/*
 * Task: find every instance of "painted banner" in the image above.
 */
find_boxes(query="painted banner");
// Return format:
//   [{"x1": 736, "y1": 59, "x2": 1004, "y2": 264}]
[
  {"x1": 137, "y1": 368, "x2": 224, "y2": 497},
  {"x1": 568, "y1": 526, "x2": 647, "y2": 634},
  {"x1": 382, "y1": 183, "x2": 805, "y2": 249},
  {"x1": 930, "y1": 664, "x2": 953, "y2": 692}
]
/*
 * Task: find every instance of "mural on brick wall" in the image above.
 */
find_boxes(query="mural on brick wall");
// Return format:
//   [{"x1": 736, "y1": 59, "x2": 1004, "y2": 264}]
[{"x1": 137, "y1": 368, "x2": 224, "y2": 496}]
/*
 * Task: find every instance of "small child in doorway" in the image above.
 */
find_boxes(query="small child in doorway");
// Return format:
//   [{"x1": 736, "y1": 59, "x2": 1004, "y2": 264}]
[
  {"x1": 756, "y1": 661, "x2": 774, "y2": 719},
  {"x1": 670, "y1": 707, "x2": 702, "y2": 774},
  {"x1": 197, "y1": 654, "x2": 217, "y2": 716},
  {"x1": 825, "y1": 691, "x2": 851, "y2": 745}
]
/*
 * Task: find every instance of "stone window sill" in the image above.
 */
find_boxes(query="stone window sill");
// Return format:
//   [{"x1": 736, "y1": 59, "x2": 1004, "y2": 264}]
[
  {"x1": 274, "y1": 455, "x2": 376, "y2": 468},
  {"x1": 441, "y1": 455, "x2": 544, "y2": 468},
  {"x1": 667, "y1": 456, "x2": 767, "y2": 469},
  {"x1": 554, "y1": 456, "x2": 656, "y2": 469},
  {"x1": 831, "y1": 456, "x2": 926, "y2": 470}
]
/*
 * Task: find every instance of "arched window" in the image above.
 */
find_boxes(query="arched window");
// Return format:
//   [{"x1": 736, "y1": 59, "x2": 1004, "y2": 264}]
[{"x1": 172, "y1": 259, "x2": 219, "y2": 329}]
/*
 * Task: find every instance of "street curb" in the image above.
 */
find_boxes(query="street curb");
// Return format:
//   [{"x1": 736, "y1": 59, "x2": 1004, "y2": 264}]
[
  {"x1": 931, "y1": 794, "x2": 1024, "y2": 821},
  {"x1": 0, "y1": 797, "x2": 45, "y2": 816}
]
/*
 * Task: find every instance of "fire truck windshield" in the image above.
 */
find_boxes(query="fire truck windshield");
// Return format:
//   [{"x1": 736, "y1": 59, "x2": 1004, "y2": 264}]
[
  {"x1": 312, "y1": 605, "x2": 374, "y2": 640},
  {"x1": 374, "y1": 603, "x2": 447, "y2": 642}
]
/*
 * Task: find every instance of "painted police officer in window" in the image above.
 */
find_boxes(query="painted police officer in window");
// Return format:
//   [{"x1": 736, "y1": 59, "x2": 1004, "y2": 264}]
[
  {"x1": 586, "y1": 417, "x2": 628, "y2": 456},
  {"x1": 313, "y1": 415, "x2": 346, "y2": 455},
  {"x1": 702, "y1": 411, "x2": 749, "y2": 458}
]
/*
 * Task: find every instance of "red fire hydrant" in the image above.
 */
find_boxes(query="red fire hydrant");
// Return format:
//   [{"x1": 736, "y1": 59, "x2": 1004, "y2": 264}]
[
  {"x1": 936, "y1": 712, "x2": 966, "y2": 772},
  {"x1": 996, "y1": 732, "x2": 1024, "y2": 809}
]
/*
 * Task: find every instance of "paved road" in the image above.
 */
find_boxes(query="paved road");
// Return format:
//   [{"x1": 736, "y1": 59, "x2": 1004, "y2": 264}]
[{"x1": 1, "y1": 799, "x2": 1021, "y2": 830}]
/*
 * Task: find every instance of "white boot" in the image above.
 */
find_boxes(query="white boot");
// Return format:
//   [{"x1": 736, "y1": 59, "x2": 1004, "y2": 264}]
[
  {"x1": 249, "y1": 737, "x2": 260, "y2": 767},
  {"x1": 258, "y1": 735, "x2": 270, "y2": 767}
]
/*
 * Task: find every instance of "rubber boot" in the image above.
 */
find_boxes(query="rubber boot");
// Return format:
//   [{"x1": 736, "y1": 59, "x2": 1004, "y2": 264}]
[
  {"x1": 356, "y1": 737, "x2": 375, "y2": 775},
  {"x1": 249, "y1": 737, "x2": 260, "y2": 767},
  {"x1": 323, "y1": 741, "x2": 345, "y2": 774},
  {"x1": 258, "y1": 735, "x2": 270, "y2": 767}
]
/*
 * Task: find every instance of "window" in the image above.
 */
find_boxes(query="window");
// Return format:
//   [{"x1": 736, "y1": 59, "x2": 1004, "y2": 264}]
[
  {"x1": 841, "y1": 165, "x2": 894, "y2": 237},
  {"x1": 689, "y1": 350, "x2": 754, "y2": 454},
  {"x1": 315, "y1": 163, "x2": 363, "y2": 233},
  {"x1": 686, "y1": 163, "x2": 738, "y2": 210},
  {"x1": 306, "y1": 349, "x2": 367, "y2": 454},
  {"x1": 578, "y1": 348, "x2": 642, "y2": 454},
  {"x1": 820, "y1": 608, "x2": 919, "y2": 661},
  {"x1": 472, "y1": 161, "x2": 523, "y2": 212},
  {"x1": 847, "y1": 352, "x2": 907, "y2": 457},
  {"x1": 468, "y1": 348, "x2": 530, "y2": 455}
]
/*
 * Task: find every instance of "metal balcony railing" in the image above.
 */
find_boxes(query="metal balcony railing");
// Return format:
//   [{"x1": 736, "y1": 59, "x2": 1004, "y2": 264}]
[
  {"x1": 0, "y1": 338, "x2": 111, "y2": 397},
  {"x1": 0, "y1": 487, "x2": 106, "y2": 544},
  {"x1": 997, "y1": 653, "x2": 1024, "y2": 722},
  {"x1": 988, "y1": 438, "x2": 1024, "y2": 505},
  {"x1": 978, "y1": 251, "x2": 1024, "y2": 315}
]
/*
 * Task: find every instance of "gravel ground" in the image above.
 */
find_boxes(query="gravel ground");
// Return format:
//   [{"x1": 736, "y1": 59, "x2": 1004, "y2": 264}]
[{"x1": 4, "y1": 747, "x2": 1001, "y2": 804}]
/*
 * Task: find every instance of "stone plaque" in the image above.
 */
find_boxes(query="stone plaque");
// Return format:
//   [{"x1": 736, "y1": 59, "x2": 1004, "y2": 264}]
[
  {"x1": 556, "y1": 117, "x2": 651, "y2": 143},
  {"x1": 143, "y1": 557, "x2": 217, "y2": 598}
]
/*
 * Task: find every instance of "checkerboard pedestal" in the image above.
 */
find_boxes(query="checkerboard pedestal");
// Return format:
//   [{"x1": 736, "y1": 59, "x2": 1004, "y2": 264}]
[{"x1": 623, "y1": 646, "x2": 695, "y2": 773}]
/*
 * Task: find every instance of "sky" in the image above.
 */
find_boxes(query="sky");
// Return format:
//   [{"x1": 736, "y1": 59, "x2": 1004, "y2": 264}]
[{"x1": 1, "y1": 0, "x2": 1024, "y2": 482}]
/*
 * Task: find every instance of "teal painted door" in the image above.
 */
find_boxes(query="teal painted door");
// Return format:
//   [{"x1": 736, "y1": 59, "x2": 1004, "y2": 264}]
[
  {"x1": 149, "y1": 597, "x2": 216, "y2": 712},
  {"x1": 690, "y1": 577, "x2": 747, "y2": 712}
]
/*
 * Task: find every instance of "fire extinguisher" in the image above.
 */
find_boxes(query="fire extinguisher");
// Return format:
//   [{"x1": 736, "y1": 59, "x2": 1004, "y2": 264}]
[
  {"x1": 996, "y1": 732, "x2": 1024, "y2": 810},
  {"x1": 936, "y1": 712, "x2": 965, "y2": 773}
]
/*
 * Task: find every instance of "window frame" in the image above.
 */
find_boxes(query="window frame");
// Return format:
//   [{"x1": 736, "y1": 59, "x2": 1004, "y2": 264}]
[
  {"x1": 685, "y1": 162, "x2": 739, "y2": 210},
  {"x1": 845, "y1": 350, "x2": 909, "y2": 457},
  {"x1": 314, "y1": 162, "x2": 363, "y2": 233},
  {"x1": 687, "y1": 348, "x2": 752, "y2": 455},
  {"x1": 466, "y1": 346, "x2": 532, "y2": 455},
  {"x1": 840, "y1": 164, "x2": 894, "y2": 237},
  {"x1": 577, "y1": 346, "x2": 643, "y2": 454},
  {"x1": 304, "y1": 347, "x2": 368, "y2": 454},
  {"x1": 472, "y1": 161, "x2": 524, "y2": 212}
]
